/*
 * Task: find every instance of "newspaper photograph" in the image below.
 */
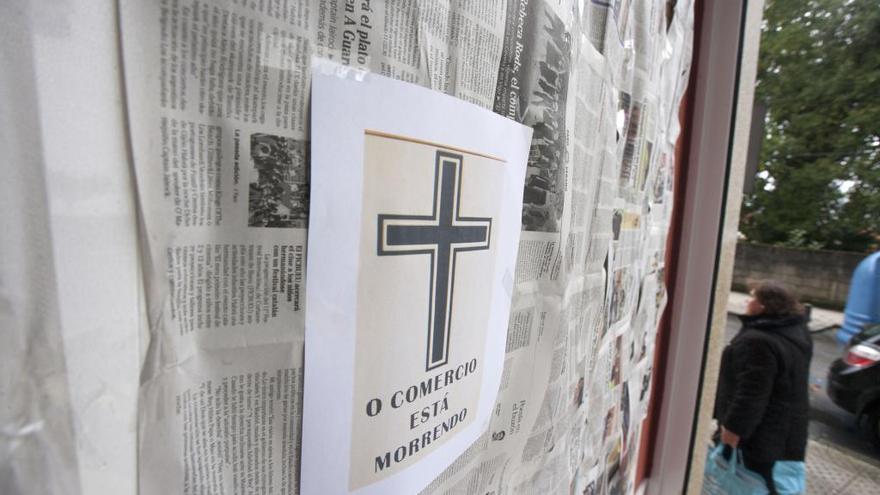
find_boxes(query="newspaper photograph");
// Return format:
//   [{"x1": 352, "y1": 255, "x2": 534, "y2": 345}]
[{"x1": 495, "y1": 0, "x2": 573, "y2": 234}]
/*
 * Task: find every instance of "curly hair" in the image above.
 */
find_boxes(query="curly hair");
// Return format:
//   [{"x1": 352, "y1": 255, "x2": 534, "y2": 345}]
[{"x1": 751, "y1": 281, "x2": 804, "y2": 316}]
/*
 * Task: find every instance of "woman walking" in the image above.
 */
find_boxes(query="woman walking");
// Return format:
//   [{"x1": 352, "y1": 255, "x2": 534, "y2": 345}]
[{"x1": 714, "y1": 282, "x2": 813, "y2": 494}]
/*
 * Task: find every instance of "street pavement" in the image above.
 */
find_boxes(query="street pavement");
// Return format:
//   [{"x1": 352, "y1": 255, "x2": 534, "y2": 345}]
[{"x1": 723, "y1": 292, "x2": 880, "y2": 494}]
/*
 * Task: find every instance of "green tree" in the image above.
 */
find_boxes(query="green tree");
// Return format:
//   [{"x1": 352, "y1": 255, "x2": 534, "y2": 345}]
[{"x1": 740, "y1": 0, "x2": 880, "y2": 252}]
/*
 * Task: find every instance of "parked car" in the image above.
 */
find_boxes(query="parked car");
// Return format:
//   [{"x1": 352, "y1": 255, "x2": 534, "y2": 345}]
[{"x1": 827, "y1": 323, "x2": 880, "y2": 446}]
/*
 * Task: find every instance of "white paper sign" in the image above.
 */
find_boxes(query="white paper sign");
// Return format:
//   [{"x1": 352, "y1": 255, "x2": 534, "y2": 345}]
[{"x1": 302, "y1": 59, "x2": 531, "y2": 495}]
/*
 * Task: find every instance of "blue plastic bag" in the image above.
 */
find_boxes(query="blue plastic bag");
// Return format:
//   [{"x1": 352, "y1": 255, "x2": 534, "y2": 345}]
[
  {"x1": 702, "y1": 445, "x2": 769, "y2": 495},
  {"x1": 772, "y1": 460, "x2": 806, "y2": 494}
]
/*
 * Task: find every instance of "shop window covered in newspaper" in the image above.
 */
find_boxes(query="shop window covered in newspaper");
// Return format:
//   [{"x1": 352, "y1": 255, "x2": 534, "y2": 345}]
[{"x1": 119, "y1": 0, "x2": 694, "y2": 493}]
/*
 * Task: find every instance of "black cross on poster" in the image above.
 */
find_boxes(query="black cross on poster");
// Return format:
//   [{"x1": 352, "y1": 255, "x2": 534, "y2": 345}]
[{"x1": 377, "y1": 151, "x2": 492, "y2": 371}]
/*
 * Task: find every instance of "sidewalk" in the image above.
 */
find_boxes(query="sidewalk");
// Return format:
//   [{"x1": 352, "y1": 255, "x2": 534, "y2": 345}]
[
  {"x1": 726, "y1": 292, "x2": 880, "y2": 494},
  {"x1": 805, "y1": 440, "x2": 880, "y2": 494}
]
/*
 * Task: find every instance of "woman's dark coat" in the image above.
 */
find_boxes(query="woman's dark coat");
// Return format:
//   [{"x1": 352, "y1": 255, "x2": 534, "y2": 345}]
[{"x1": 714, "y1": 313, "x2": 813, "y2": 463}]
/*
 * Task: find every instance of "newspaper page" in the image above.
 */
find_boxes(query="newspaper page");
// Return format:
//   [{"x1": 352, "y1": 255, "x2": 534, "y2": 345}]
[{"x1": 119, "y1": 0, "x2": 695, "y2": 493}]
